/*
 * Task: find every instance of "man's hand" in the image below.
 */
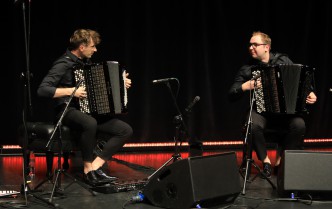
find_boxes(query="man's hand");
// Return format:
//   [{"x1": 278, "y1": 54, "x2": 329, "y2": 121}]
[
  {"x1": 124, "y1": 72, "x2": 132, "y2": 89},
  {"x1": 306, "y1": 92, "x2": 317, "y2": 104},
  {"x1": 75, "y1": 86, "x2": 87, "y2": 99},
  {"x1": 242, "y1": 78, "x2": 262, "y2": 91}
]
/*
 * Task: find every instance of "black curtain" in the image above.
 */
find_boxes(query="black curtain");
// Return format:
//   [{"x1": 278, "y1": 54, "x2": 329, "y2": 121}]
[{"x1": 6, "y1": 0, "x2": 332, "y2": 144}]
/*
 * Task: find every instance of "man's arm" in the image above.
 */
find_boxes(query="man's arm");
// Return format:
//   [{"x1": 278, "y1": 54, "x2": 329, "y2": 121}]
[{"x1": 228, "y1": 65, "x2": 252, "y2": 101}]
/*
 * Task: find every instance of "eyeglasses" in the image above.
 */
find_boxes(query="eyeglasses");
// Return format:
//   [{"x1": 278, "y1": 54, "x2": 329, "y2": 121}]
[{"x1": 249, "y1": 43, "x2": 267, "y2": 48}]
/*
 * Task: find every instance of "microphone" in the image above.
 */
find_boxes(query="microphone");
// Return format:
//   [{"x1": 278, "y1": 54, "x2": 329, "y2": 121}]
[
  {"x1": 152, "y1": 78, "x2": 177, "y2": 84},
  {"x1": 185, "y1": 96, "x2": 200, "y2": 113}
]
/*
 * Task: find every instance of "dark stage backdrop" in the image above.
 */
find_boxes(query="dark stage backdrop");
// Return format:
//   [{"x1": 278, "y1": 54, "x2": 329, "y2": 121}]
[{"x1": 6, "y1": 0, "x2": 332, "y2": 145}]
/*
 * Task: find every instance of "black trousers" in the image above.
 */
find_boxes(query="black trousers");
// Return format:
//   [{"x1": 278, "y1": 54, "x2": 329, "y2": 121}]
[
  {"x1": 61, "y1": 107, "x2": 133, "y2": 162},
  {"x1": 249, "y1": 110, "x2": 306, "y2": 161}
]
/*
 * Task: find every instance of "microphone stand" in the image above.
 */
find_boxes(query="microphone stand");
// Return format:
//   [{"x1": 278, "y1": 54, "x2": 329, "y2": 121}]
[
  {"x1": 34, "y1": 81, "x2": 96, "y2": 204},
  {"x1": 14, "y1": 0, "x2": 55, "y2": 208},
  {"x1": 147, "y1": 79, "x2": 188, "y2": 180},
  {"x1": 241, "y1": 79, "x2": 276, "y2": 195}
]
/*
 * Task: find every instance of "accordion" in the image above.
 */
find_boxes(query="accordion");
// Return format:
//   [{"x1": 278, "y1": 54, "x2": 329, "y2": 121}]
[
  {"x1": 252, "y1": 64, "x2": 314, "y2": 114},
  {"x1": 73, "y1": 61, "x2": 128, "y2": 118}
]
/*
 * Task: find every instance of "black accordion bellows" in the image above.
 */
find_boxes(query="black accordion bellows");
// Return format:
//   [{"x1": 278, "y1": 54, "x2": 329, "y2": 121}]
[
  {"x1": 73, "y1": 61, "x2": 128, "y2": 118},
  {"x1": 252, "y1": 64, "x2": 314, "y2": 114}
]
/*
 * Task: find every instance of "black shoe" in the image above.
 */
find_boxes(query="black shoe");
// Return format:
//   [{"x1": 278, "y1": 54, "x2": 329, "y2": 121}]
[
  {"x1": 83, "y1": 171, "x2": 109, "y2": 186},
  {"x1": 262, "y1": 163, "x2": 272, "y2": 178},
  {"x1": 95, "y1": 168, "x2": 118, "y2": 181}
]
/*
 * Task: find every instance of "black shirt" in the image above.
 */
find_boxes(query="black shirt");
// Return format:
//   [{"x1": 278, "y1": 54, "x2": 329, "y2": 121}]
[
  {"x1": 37, "y1": 49, "x2": 88, "y2": 113},
  {"x1": 228, "y1": 52, "x2": 293, "y2": 102}
]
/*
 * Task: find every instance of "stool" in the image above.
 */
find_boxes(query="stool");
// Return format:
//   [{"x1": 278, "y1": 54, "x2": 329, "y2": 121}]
[
  {"x1": 263, "y1": 127, "x2": 288, "y2": 158},
  {"x1": 18, "y1": 122, "x2": 76, "y2": 178},
  {"x1": 241, "y1": 124, "x2": 288, "y2": 166},
  {"x1": 240, "y1": 125, "x2": 284, "y2": 194}
]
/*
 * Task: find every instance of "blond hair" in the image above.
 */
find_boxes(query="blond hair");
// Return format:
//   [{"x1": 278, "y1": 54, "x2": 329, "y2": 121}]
[
  {"x1": 69, "y1": 29, "x2": 101, "y2": 50},
  {"x1": 252, "y1": 31, "x2": 271, "y2": 46}
]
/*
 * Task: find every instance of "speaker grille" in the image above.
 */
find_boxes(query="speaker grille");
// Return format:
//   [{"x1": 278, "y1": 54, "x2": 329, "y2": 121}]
[
  {"x1": 277, "y1": 150, "x2": 332, "y2": 197},
  {"x1": 143, "y1": 152, "x2": 241, "y2": 209}
]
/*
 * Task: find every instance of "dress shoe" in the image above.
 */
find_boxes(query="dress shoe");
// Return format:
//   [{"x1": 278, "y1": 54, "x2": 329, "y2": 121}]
[
  {"x1": 95, "y1": 168, "x2": 118, "y2": 181},
  {"x1": 262, "y1": 162, "x2": 272, "y2": 178},
  {"x1": 83, "y1": 170, "x2": 109, "y2": 186}
]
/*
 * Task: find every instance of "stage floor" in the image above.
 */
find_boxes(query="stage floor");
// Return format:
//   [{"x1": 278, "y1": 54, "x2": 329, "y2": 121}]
[{"x1": 1, "y1": 148, "x2": 332, "y2": 209}]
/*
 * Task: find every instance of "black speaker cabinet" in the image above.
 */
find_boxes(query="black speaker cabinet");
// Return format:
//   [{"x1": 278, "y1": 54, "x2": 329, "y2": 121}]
[
  {"x1": 277, "y1": 150, "x2": 332, "y2": 198},
  {"x1": 143, "y1": 152, "x2": 241, "y2": 209}
]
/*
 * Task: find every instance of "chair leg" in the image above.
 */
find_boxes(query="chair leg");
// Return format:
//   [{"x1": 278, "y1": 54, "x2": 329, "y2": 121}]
[
  {"x1": 62, "y1": 152, "x2": 70, "y2": 170},
  {"x1": 24, "y1": 150, "x2": 31, "y2": 177},
  {"x1": 46, "y1": 151, "x2": 54, "y2": 179}
]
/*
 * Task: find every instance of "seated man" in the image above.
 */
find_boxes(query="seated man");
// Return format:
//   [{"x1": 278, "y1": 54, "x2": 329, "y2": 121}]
[
  {"x1": 228, "y1": 31, "x2": 317, "y2": 177},
  {"x1": 37, "y1": 29, "x2": 133, "y2": 186}
]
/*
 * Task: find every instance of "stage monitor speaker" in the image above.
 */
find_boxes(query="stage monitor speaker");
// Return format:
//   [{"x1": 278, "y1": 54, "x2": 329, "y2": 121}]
[
  {"x1": 277, "y1": 150, "x2": 332, "y2": 198},
  {"x1": 143, "y1": 152, "x2": 241, "y2": 209}
]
